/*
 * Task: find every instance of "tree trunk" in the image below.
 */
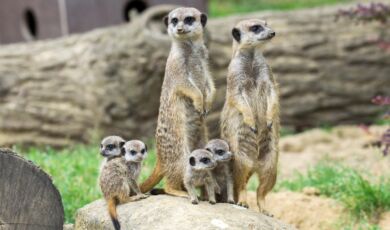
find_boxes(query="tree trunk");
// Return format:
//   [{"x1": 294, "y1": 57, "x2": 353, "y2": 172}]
[
  {"x1": 0, "y1": 4, "x2": 389, "y2": 147},
  {"x1": 0, "y1": 148, "x2": 64, "y2": 229}
]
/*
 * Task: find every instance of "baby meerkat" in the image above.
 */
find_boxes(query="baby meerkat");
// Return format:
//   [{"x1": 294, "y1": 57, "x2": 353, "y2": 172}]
[
  {"x1": 99, "y1": 139, "x2": 149, "y2": 230},
  {"x1": 205, "y1": 139, "x2": 234, "y2": 204},
  {"x1": 141, "y1": 7, "x2": 215, "y2": 197},
  {"x1": 184, "y1": 149, "x2": 218, "y2": 205},
  {"x1": 99, "y1": 136, "x2": 125, "y2": 172},
  {"x1": 221, "y1": 19, "x2": 280, "y2": 215}
]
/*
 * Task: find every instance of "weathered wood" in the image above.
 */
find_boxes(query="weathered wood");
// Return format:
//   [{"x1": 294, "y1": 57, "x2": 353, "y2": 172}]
[
  {"x1": 0, "y1": 148, "x2": 64, "y2": 230},
  {"x1": 0, "y1": 3, "x2": 389, "y2": 146}
]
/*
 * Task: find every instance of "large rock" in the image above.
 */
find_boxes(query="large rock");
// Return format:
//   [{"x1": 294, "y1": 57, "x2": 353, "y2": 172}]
[
  {"x1": 74, "y1": 195, "x2": 294, "y2": 230},
  {"x1": 1, "y1": 3, "x2": 390, "y2": 146}
]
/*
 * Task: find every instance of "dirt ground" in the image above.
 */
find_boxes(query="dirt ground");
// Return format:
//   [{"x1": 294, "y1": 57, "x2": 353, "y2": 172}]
[
  {"x1": 279, "y1": 125, "x2": 390, "y2": 181},
  {"x1": 247, "y1": 125, "x2": 390, "y2": 230}
]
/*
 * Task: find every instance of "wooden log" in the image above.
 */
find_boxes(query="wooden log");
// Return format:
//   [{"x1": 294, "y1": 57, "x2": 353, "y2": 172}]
[
  {"x1": 0, "y1": 3, "x2": 389, "y2": 146},
  {"x1": 0, "y1": 148, "x2": 64, "y2": 230}
]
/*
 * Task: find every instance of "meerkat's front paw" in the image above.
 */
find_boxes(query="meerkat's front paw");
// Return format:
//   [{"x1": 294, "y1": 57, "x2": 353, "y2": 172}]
[
  {"x1": 266, "y1": 120, "x2": 273, "y2": 130},
  {"x1": 191, "y1": 198, "x2": 199, "y2": 205},
  {"x1": 228, "y1": 199, "x2": 235, "y2": 204},
  {"x1": 209, "y1": 199, "x2": 216, "y2": 205},
  {"x1": 237, "y1": 201, "x2": 249, "y2": 208},
  {"x1": 139, "y1": 193, "x2": 149, "y2": 199}
]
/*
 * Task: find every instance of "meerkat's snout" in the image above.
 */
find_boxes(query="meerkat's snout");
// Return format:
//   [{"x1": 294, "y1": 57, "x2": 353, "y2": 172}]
[{"x1": 123, "y1": 140, "x2": 148, "y2": 162}]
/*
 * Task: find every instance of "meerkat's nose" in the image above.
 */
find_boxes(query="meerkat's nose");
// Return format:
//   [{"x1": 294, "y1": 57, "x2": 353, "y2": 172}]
[
  {"x1": 270, "y1": 32, "x2": 276, "y2": 37},
  {"x1": 177, "y1": 28, "x2": 184, "y2": 33}
]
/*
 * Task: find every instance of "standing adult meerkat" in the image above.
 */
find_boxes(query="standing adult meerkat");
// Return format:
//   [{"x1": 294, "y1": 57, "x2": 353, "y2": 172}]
[
  {"x1": 140, "y1": 7, "x2": 215, "y2": 196},
  {"x1": 221, "y1": 19, "x2": 280, "y2": 214},
  {"x1": 99, "y1": 139, "x2": 149, "y2": 230},
  {"x1": 205, "y1": 139, "x2": 234, "y2": 204}
]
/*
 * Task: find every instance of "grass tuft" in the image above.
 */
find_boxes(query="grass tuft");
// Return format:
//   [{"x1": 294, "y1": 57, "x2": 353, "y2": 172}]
[
  {"x1": 277, "y1": 163, "x2": 390, "y2": 222},
  {"x1": 17, "y1": 144, "x2": 159, "y2": 223}
]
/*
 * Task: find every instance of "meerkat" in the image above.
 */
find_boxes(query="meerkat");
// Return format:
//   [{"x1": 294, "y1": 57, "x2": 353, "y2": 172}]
[
  {"x1": 99, "y1": 139, "x2": 149, "y2": 230},
  {"x1": 205, "y1": 139, "x2": 235, "y2": 204},
  {"x1": 221, "y1": 19, "x2": 280, "y2": 215},
  {"x1": 140, "y1": 7, "x2": 215, "y2": 197},
  {"x1": 184, "y1": 149, "x2": 218, "y2": 204},
  {"x1": 99, "y1": 136, "x2": 126, "y2": 173}
]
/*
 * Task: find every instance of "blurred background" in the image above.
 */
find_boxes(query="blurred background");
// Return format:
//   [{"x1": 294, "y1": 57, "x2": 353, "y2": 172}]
[{"x1": 0, "y1": 0, "x2": 389, "y2": 229}]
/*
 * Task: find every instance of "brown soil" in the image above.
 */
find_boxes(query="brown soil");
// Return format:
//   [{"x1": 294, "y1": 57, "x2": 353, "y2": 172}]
[
  {"x1": 247, "y1": 191, "x2": 345, "y2": 230},
  {"x1": 279, "y1": 125, "x2": 390, "y2": 181}
]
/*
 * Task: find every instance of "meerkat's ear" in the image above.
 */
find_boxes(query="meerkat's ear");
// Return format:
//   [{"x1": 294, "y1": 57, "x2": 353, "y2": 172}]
[
  {"x1": 163, "y1": 15, "x2": 169, "y2": 27},
  {"x1": 121, "y1": 147, "x2": 126, "y2": 155},
  {"x1": 119, "y1": 141, "x2": 125, "y2": 148},
  {"x1": 232, "y1": 28, "x2": 241, "y2": 42},
  {"x1": 144, "y1": 144, "x2": 148, "y2": 152},
  {"x1": 189, "y1": 157, "x2": 196, "y2": 166},
  {"x1": 200, "y1": 13, "x2": 207, "y2": 27}
]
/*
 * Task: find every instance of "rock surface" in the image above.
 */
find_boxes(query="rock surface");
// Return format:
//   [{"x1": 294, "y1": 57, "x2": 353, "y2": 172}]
[{"x1": 75, "y1": 195, "x2": 294, "y2": 230}]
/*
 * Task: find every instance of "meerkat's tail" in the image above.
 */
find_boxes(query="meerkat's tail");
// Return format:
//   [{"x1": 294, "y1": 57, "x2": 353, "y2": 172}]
[
  {"x1": 150, "y1": 188, "x2": 166, "y2": 195},
  {"x1": 107, "y1": 197, "x2": 121, "y2": 230},
  {"x1": 140, "y1": 159, "x2": 163, "y2": 193}
]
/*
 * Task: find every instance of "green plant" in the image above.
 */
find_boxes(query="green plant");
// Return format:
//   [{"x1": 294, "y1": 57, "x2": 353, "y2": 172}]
[
  {"x1": 18, "y1": 144, "x2": 159, "y2": 223},
  {"x1": 277, "y1": 163, "x2": 390, "y2": 222}
]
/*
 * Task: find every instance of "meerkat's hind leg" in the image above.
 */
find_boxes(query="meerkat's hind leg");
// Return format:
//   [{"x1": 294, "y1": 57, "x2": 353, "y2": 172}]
[
  {"x1": 164, "y1": 181, "x2": 188, "y2": 198},
  {"x1": 256, "y1": 169, "x2": 277, "y2": 217}
]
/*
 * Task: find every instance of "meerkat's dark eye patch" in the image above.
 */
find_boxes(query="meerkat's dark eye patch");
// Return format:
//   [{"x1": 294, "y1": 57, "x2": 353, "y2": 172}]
[
  {"x1": 184, "y1": 16, "x2": 195, "y2": 25},
  {"x1": 200, "y1": 157, "x2": 210, "y2": 164},
  {"x1": 232, "y1": 28, "x2": 241, "y2": 42},
  {"x1": 189, "y1": 157, "x2": 196, "y2": 166},
  {"x1": 250, "y1": 25, "x2": 264, "y2": 34},
  {"x1": 171, "y1": 18, "x2": 178, "y2": 26},
  {"x1": 216, "y1": 149, "x2": 225, "y2": 156},
  {"x1": 141, "y1": 149, "x2": 146, "y2": 154},
  {"x1": 130, "y1": 150, "x2": 137, "y2": 155},
  {"x1": 106, "y1": 144, "x2": 115, "y2": 150}
]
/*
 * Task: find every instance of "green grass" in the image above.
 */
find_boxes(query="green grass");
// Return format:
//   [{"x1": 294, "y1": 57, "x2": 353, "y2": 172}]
[
  {"x1": 209, "y1": 0, "x2": 351, "y2": 17},
  {"x1": 277, "y1": 163, "x2": 390, "y2": 224},
  {"x1": 18, "y1": 144, "x2": 159, "y2": 224}
]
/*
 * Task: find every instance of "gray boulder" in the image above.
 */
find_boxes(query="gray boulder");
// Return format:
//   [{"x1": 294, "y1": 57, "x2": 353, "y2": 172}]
[{"x1": 75, "y1": 195, "x2": 294, "y2": 230}]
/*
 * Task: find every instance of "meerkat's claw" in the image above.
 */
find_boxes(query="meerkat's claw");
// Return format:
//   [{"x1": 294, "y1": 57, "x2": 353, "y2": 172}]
[
  {"x1": 238, "y1": 201, "x2": 249, "y2": 208},
  {"x1": 250, "y1": 126, "x2": 258, "y2": 134},
  {"x1": 139, "y1": 193, "x2": 149, "y2": 199},
  {"x1": 261, "y1": 210, "x2": 274, "y2": 217},
  {"x1": 191, "y1": 199, "x2": 199, "y2": 205},
  {"x1": 267, "y1": 121, "x2": 273, "y2": 130}
]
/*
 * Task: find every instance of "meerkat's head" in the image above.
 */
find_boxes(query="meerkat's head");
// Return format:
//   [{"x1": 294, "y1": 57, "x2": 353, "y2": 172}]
[
  {"x1": 122, "y1": 140, "x2": 148, "y2": 163},
  {"x1": 205, "y1": 139, "x2": 233, "y2": 163},
  {"x1": 232, "y1": 19, "x2": 275, "y2": 49},
  {"x1": 188, "y1": 149, "x2": 217, "y2": 171},
  {"x1": 100, "y1": 136, "x2": 125, "y2": 158},
  {"x1": 164, "y1": 7, "x2": 207, "y2": 40}
]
